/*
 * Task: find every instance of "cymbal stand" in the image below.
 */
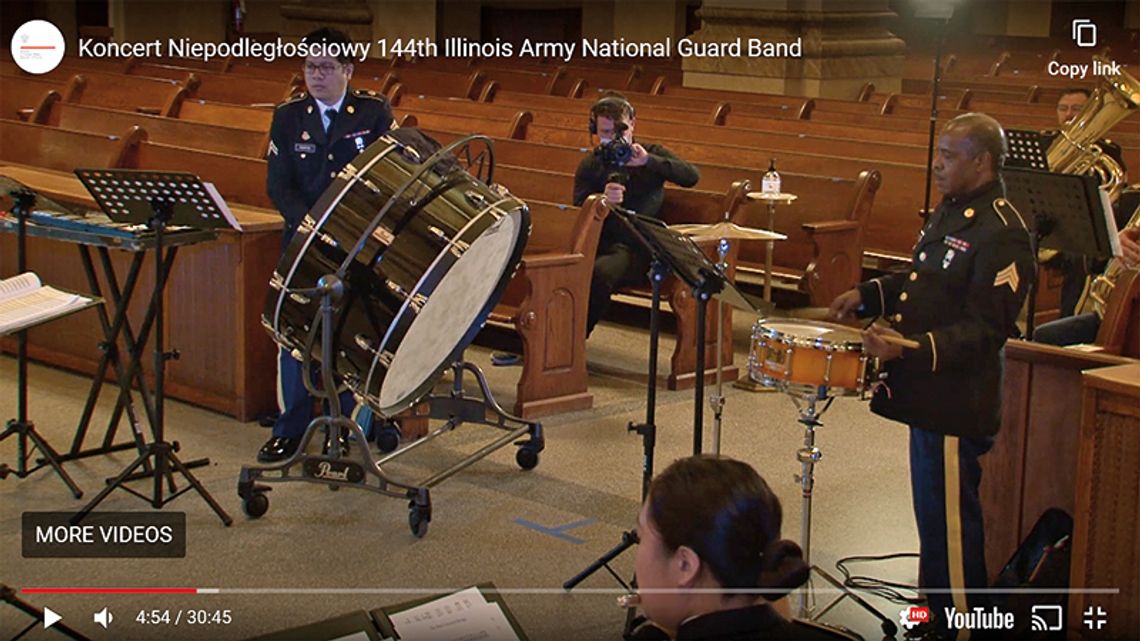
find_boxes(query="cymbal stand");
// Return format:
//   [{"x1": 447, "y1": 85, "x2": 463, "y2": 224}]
[
  {"x1": 788, "y1": 392, "x2": 895, "y2": 636},
  {"x1": 710, "y1": 238, "x2": 729, "y2": 455}
]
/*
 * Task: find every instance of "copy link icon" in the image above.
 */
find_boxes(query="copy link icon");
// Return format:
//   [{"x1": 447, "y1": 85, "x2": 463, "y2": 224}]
[
  {"x1": 899, "y1": 605, "x2": 931, "y2": 630},
  {"x1": 1072, "y1": 19, "x2": 1097, "y2": 48}
]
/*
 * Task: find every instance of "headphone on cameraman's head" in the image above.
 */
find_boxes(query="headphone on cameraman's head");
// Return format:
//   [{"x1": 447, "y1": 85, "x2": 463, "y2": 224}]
[{"x1": 588, "y1": 94, "x2": 635, "y2": 135}]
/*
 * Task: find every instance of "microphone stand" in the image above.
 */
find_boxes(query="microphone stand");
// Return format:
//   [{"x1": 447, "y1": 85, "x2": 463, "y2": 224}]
[{"x1": 921, "y1": 16, "x2": 951, "y2": 222}]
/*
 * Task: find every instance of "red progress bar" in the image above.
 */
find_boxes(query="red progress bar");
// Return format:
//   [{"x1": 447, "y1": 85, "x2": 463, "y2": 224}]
[
  {"x1": 20, "y1": 46, "x2": 58, "y2": 50},
  {"x1": 23, "y1": 588, "x2": 199, "y2": 594}
]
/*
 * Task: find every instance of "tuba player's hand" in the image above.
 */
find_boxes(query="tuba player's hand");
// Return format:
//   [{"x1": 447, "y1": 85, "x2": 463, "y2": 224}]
[{"x1": 1119, "y1": 227, "x2": 1140, "y2": 268}]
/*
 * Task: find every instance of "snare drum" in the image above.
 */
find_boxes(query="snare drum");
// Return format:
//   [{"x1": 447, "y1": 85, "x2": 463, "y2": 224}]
[
  {"x1": 749, "y1": 319, "x2": 870, "y2": 397},
  {"x1": 264, "y1": 134, "x2": 529, "y2": 417}
]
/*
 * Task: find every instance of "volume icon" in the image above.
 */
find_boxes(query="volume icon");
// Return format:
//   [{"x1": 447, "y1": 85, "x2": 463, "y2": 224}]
[{"x1": 93, "y1": 607, "x2": 113, "y2": 629}]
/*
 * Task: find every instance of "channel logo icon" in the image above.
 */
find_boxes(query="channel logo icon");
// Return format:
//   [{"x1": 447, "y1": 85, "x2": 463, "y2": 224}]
[
  {"x1": 899, "y1": 605, "x2": 931, "y2": 630},
  {"x1": 1031, "y1": 604, "x2": 1064, "y2": 632},
  {"x1": 10, "y1": 20, "x2": 66, "y2": 74}
]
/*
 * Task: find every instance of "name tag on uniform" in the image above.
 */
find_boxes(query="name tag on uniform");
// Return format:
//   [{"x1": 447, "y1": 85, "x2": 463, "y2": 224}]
[
  {"x1": 294, "y1": 143, "x2": 317, "y2": 153},
  {"x1": 344, "y1": 129, "x2": 372, "y2": 139}
]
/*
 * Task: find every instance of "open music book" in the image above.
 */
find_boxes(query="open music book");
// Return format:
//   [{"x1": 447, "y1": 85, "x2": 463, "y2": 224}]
[{"x1": 0, "y1": 272, "x2": 98, "y2": 335}]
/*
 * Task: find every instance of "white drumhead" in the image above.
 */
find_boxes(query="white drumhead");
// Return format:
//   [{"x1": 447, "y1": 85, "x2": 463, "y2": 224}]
[
  {"x1": 761, "y1": 319, "x2": 861, "y2": 343},
  {"x1": 378, "y1": 211, "x2": 523, "y2": 411}
]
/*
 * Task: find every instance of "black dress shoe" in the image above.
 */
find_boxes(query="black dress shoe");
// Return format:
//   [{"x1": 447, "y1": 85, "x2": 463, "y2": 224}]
[{"x1": 257, "y1": 436, "x2": 300, "y2": 463}]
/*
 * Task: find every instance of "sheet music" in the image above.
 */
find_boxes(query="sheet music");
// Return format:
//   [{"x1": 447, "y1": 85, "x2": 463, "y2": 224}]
[
  {"x1": 388, "y1": 587, "x2": 521, "y2": 641},
  {"x1": 203, "y1": 181, "x2": 242, "y2": 231},
  {"x1": 0, "y1": 272, "x2": 96, "y2": 335},
  {"x1": 1100, "y1": 188, "x2": 1122, "y2": 257}
]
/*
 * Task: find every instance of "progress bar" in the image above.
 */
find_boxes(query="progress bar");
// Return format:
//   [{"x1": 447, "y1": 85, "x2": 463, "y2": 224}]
[{"x1": 21, "y1": 587, "x2": 1122, "y2": 595}]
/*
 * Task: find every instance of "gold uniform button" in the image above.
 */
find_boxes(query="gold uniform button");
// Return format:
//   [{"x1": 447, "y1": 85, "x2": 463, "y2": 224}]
[
  {"x1": 964, "y1": 207, "x2": 975, "y2": 218},
  {"x1": 909, "y1": 272, "x2": 918, "y2": 281},
  {"x1": 899, "y1": 292, "x2": 908, "y2": 302},
  {"x1": 919, "y1": 251, "x2": 927, "y2": 261},
  {"x1": 894, "y1": 313, "x2": 903, "y2": 322}
]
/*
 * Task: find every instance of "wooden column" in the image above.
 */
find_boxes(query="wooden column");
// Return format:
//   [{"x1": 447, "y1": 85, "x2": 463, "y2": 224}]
[{"x1": 682, "y1": 0, "x2": 904, "y2": 99}]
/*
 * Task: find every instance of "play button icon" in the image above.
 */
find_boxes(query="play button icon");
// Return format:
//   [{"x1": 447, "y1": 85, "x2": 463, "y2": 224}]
[{"x1": 43, "y1": 607, "x2": 62, "y2": 629}]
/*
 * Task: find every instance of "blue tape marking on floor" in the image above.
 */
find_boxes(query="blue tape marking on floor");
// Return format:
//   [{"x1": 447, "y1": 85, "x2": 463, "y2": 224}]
[{"x1": 514, "y1": 517, "x2": 597, "y2": 544}]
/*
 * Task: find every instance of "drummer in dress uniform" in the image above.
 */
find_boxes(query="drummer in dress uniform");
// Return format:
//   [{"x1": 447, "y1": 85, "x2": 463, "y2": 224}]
[
  {"x1": 259, "y1": 27, "x2": 395, "y2": 463},
  {"x1": 830, "y1": 113, "x2": 1034, "y2": 640}
]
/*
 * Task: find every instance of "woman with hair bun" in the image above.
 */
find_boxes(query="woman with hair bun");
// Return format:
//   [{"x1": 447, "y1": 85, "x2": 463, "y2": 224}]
[{"x1": 628, "y1": 456, "x2": 852, "y2": 640}]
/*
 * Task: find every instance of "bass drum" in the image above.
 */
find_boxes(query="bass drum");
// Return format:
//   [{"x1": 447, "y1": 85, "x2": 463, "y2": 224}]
[{"x1": 264, "y1": 133, "x2": 528, "y2": 417}]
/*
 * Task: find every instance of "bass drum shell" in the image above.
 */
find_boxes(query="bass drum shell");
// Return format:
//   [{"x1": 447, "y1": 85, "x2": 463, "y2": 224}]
[{"x1": 264, "y1": 135, "x2": 529, "y2": 417}]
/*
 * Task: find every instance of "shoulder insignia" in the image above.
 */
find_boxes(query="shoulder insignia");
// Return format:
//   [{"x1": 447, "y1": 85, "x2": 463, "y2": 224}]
[
  {"x1": 354, "y1": 89, "x2": 386, "y2": 100},
  {"x1": 275, "y1": 92, "x2": 307, "y2": 110},
  {"x1": 993, "y1": 197, "x2": 1027, "y2": 230},
  {"x1": 994, "y1": 261, "x2": 1020, "y2": 293}
]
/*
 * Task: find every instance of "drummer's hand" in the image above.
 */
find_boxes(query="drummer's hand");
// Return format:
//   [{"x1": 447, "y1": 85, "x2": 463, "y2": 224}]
[
  {"x1": 1120, "y1": 227, "x2": 1140, "y2": 268},
  {"x1": 604, "y1": 182, "x2": 626, "y2": 205},
  {"x1": 626, "y1": 144, "x2": 650, "y2": 167},
  {"x1": 863, "y1": 325, "x2": 905, "y2": 361},
  {"x1": 829, "y1": 289, "x2": 862, "y2": 321}
]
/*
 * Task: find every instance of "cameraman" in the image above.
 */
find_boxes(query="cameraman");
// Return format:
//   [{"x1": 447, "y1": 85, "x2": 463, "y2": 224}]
[{"x1": 573, "y1": 92, "x2": 700, "y2": 336}]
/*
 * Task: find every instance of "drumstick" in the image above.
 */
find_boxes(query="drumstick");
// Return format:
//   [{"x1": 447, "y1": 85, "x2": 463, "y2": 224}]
[{"x1": 876, "y1": 334, "x2": 920, "y2": 349}]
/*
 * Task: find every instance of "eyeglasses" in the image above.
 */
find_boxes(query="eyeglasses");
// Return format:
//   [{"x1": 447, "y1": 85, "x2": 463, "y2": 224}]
[{"x1": 304, "y1": 62, "x2": 343, "y2": 76}]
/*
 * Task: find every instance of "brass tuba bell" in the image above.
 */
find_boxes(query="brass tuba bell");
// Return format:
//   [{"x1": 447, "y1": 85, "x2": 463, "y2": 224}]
[{"x1": 1045, "y1": 56, "x2": 1139, "y2": 202}]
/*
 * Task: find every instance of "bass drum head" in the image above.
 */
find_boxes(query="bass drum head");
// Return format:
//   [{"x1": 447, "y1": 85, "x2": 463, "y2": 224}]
[{"x1": 377, "y1": 209, "x2": 525, "y2": 415}]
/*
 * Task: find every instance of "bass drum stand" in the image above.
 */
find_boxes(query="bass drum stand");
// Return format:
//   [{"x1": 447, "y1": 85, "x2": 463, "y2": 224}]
[
  {"x1": 786, "y1": 391, "x2": 896, "y2": 638},
  {"x1": 237, "y1": 275, "x2": 543, "y2": 538}
]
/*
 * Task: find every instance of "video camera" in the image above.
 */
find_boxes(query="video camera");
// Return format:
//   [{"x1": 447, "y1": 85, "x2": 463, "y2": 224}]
[{"x1": 593, "y1": 121, "x2": 633, "y2": 169}]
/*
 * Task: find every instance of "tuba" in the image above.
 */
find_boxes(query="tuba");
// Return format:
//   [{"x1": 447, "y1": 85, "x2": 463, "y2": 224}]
[
  {"x1": 1038, "y1": 57, "x2": 1139, "y2": 265},
  {"x1": 1045, "y1": 56, "x2": 1139, "y2": 203}
]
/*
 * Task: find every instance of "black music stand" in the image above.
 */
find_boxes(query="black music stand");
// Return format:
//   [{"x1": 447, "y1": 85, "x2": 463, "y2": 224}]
[
  {"x1": 70, "y1": 169, "x2": 232, "y2": 526},
  {"x1": 1004, "y1": 165, "x2": 1116, "y2": 338},
  {"x1": 0, "y1": 187, "x2": 89, "y2": 498},
  {"x1": 563, "y1": 210, "x2": 737, "y2": 637}
]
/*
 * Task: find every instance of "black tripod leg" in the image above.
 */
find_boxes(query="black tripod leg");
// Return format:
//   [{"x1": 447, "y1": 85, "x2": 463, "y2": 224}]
[
  {"x1": 26, "y1": 429, "x2": 82, "y2": 499},
  {"x1": 166, "y1": 451, "x2": 233, "y2": 526},
  {"x1": 71, "y1": 450, "x2": 151, "y2": 525},
  {"x1": 563, "y1": 530, "x2": 639, "y2": 590}
]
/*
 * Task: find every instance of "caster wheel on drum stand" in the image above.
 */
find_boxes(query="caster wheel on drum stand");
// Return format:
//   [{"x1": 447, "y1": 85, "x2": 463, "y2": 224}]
[
  {"x1": 375, "y1": 421, "x2": 401, "y2": 454},
  {"x1": 515, "y1": 446, "x2": 540, "y2": 471},
  {"x1": 242, "y1": 492, "x2": 269, "y2": 519},
  {"x1": 409, "y1": 505, "x2": 431, "y2": 538}
]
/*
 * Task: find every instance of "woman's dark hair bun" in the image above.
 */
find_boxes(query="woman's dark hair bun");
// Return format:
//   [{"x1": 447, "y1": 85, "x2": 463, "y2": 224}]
[{"x1": 757, "y1": 539, "x2": 810, "y2": 598}]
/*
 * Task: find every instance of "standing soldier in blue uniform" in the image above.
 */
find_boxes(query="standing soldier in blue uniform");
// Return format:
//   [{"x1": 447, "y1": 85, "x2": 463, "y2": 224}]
[
  {"x1": 830, "y1": 113, "x2": 1035, "y2": 640},
  {"x1": 258, "y1": 27, "x2": 394, "y2": 463}
]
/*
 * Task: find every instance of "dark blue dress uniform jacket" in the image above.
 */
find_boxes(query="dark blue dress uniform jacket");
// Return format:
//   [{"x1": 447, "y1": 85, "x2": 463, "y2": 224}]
[
  {"x1": 266, "y1": 89, "x2": 394, "y2": 246},
  {"x1": 856, "y1": 180, "x2": 1035, "y2": 439}
]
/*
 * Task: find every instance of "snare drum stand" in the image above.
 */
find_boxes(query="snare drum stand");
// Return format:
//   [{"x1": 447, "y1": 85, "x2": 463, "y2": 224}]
[
  {"x1": 238, "y1": 274, "x2": 432, "y2": 536},
  {"x1": 788, "y1": 392, "x2": 896, "y2": 637}
]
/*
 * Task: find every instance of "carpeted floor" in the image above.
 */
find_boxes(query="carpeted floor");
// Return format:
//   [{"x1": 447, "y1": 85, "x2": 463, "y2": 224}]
[{"x1": 2, "y1": 314, "x2": 922, "y2": 641}]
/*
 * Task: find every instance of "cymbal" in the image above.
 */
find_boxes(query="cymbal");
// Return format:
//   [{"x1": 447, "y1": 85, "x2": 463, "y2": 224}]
[
  {"x1": 746, "y1": 192, "x2": 798, "y2": 203},
  {"x1": 669, "y1": 221, "x2": 787, "y2": 241}
]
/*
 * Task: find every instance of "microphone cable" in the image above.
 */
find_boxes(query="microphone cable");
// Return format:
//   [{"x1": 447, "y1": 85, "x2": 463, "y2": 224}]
[{"x1": 834, "y1": 551, "x2": 926, "y2": 605}]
